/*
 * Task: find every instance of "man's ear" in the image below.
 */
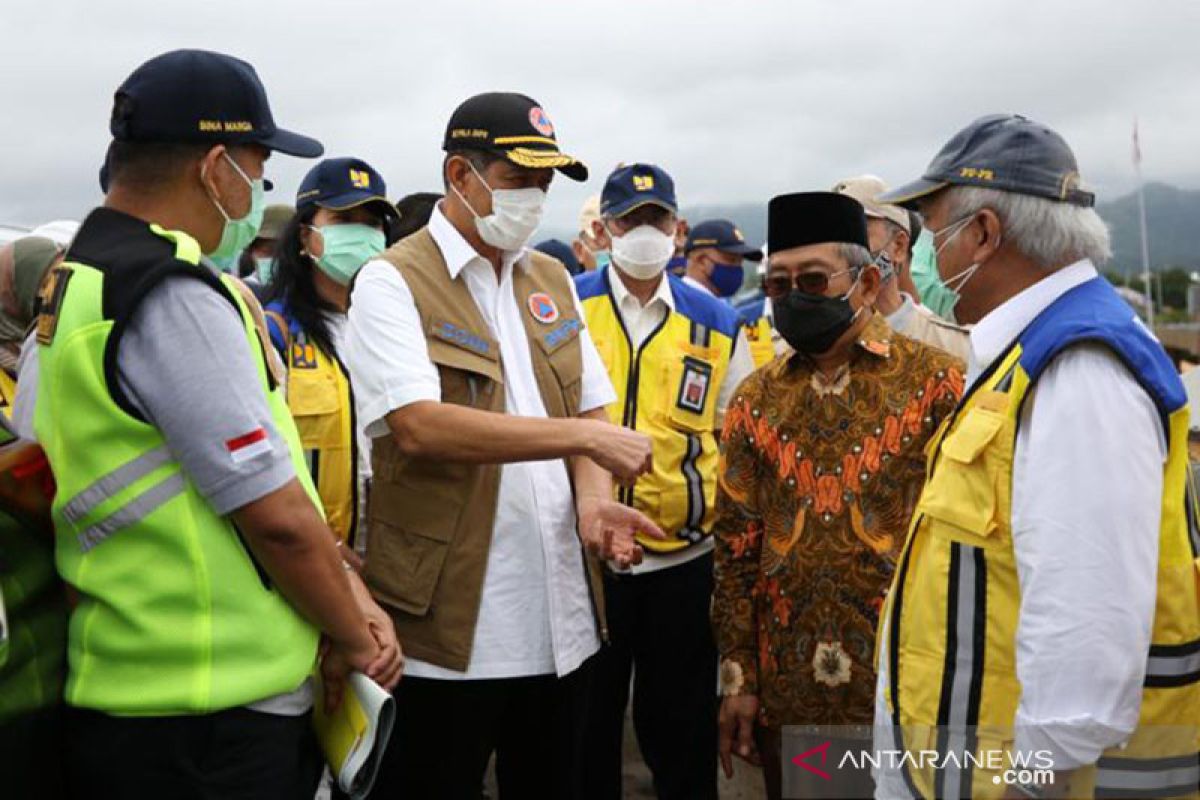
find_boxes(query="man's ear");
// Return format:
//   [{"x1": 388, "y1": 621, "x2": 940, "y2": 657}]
[
  {"x1": 857, "y1": 263, "x2": 882, "y2": 307},
  {"x1": 198, "y1": 144, "x2": 226, "y2": 193},
  {"x1": 972, "y1": 208, "x2": 1004, "y2": 263},
  {"x1": 444, "y1": 155, "x2": 470, "y2": 195},
  {"x1": 591, "y1": 218, "x2": 611, "y2": 249}
]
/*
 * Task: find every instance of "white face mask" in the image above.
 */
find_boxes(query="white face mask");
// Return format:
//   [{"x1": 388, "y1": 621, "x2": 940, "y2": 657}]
[
  {"x1": 451, "y1": 160, "x2": 546, "y2": 253},
  {"x1": 609, "y1": 224, "x2": 675, "y2": 279}
]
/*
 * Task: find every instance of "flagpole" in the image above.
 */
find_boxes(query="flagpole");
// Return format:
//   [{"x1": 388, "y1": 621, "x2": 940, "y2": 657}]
[{"x1": 1134, "y1": 118, "x2": 1154, "y2": 326}]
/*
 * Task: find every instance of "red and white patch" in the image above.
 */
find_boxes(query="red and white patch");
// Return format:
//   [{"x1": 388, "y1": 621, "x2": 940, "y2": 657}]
[
  {"x1": 226, "y1": 428, "x2": 272, "y2": 464},
  {"x1": 528, "y1": 106, "x2": 555, "y2": 137},
  {"x1": 527, "y1": 292, "x2": 559, "y2": 324}
]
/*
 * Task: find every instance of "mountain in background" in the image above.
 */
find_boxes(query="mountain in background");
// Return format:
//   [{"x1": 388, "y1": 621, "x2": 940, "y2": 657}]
[{"x1": 671, "y1": 182, "x2": 1200, "y2": 273}]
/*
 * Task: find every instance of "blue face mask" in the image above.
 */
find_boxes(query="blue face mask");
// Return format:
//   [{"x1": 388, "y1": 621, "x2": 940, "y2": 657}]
[
  {"x1": 255, "y1": 257, "x2": 275, "y2": 284},
  {"x1": 709, "y1": 260, "x2": 745, "y2": 298}
]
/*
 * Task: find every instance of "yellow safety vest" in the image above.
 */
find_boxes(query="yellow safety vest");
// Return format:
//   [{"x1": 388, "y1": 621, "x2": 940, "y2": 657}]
[
  {"x1": 576, "y1": 267, "x2": 740, "y2": 552},
  {"x1": 265, "y1": 307, "x2": 358, "y2": 547},
  {"x1": 734, "y1": 295, "x2": 776, "y2": 369},
  {"x1": 881, "y1": 277, "x2": 1200, "y2": 798}
]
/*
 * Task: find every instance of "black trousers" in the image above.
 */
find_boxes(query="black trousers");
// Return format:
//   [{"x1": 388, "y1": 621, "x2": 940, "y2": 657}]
[
  {"x1": 64, "y1": 705, "x2": 322, "y2": 800},
  {"x1": 583, "y1": 551, "x2": 719, "y2": 800},
  {"x1": 368, "y1": 656, "x2": 594, "y2": 800}
]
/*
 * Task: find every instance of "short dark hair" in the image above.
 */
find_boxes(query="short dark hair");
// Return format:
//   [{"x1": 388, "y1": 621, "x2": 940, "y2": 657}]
[
  {"x1": 105, "y1": 139, "x2": 210, "y2": 191},
  {"x1": 393, "y1": 192, "x2": 443, "y2": 240},
  {"x1": 441, "y1": 148, "x2": 504, "y2": 190}
]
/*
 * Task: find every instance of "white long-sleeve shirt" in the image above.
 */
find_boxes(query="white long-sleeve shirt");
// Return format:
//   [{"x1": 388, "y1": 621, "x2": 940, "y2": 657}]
[{"x1": 874, "y1": 260, "x2": 1164, "y2": 793}]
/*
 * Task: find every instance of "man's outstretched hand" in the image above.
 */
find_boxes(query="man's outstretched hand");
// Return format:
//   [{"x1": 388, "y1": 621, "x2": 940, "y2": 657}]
[{"x1": 578, "y1": 496, "x2": 665, "y2": 569}]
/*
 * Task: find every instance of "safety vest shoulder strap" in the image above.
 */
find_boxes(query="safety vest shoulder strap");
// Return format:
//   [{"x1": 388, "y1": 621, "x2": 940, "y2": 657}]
[
  {"x1": 667, "y1": 274, "x2": 741, "y2": 342},
  {"x1": 1015, "y1": 276, "x2": 1186, "y2": 423}
]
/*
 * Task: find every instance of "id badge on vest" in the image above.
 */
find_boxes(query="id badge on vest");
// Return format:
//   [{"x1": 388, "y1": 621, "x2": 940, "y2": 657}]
[{"x1": 676, "y1": 356, "x2": 713, "y2": 414}]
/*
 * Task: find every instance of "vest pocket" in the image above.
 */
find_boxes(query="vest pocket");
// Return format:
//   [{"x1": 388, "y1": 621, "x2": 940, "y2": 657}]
[
  {"x1": 287, "y1": 368, "x2": 342, "y2": 449},
  {"x1": 665, "y1": 352, "x2": 718, "y2": 433},
  {"x1": 918, "y1": 407, "x2": 1011, "y2": 549},
  {"x1": 363, "y1": 495, "x2": 456, "y2": 617}
]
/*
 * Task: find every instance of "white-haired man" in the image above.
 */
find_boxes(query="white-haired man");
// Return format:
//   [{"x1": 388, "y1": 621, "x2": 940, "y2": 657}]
[{"x1": 874, "y1": 114, "x2": 1200, "y2": 799}]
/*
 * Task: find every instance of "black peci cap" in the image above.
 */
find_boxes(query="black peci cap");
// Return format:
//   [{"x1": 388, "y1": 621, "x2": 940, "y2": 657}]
[
  {"x1": 443, "y1": 92, "x2": 587, "y2": 181},
  {"x1": 880, "y1": 114, "x2": 1094, "y2": 208},
  {"x1": 110, "y1": 49, "x2": 323, "y2": 158},
  {"x1": 768, "y1": 192, "x2": 869, "y2": 255}
]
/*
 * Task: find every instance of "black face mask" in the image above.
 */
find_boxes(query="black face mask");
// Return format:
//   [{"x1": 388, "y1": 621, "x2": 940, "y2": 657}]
[{"x1": 774, "y1": 289, "x2": 861, "y2": 355}]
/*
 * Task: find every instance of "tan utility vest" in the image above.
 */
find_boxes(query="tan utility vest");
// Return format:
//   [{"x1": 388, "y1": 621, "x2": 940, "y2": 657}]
[{"x1": 363, "y1": 228, "x2": 603, "y2": 671}]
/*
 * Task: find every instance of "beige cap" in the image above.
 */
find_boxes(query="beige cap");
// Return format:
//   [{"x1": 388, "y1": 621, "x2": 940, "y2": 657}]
[
  {"x1": 258, "y1": 204, "x2": 294, "y2": 241},
  {"x1": 578, "y1": 194, "x2": 601, "y2": 236},
  {"x1": 831, "y1": 175, "x2": 910, "y2": 234}
]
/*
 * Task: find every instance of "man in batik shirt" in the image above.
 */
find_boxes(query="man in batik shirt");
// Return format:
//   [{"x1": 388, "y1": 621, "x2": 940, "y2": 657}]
[{"x1": 712, "y1": 192, "x2": 964, "y2": 800}]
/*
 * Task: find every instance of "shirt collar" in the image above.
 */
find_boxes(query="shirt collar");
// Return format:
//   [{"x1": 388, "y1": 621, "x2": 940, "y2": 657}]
[
  {"x1": 854, "y1": 312, "x2": 893, "y2": 359},
  {"x1": 607, "y1": 265, "x2": 675, "y2": 312},
  {"x1": 967, "y1": 259, "x2": 1097, "y2": 381},
  {"x1": 426, "y1": 202, "x2": 525, "y2": 280}
]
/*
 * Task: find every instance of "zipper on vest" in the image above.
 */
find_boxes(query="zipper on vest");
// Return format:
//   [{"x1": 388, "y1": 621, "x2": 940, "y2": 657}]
[{"x1": 604, "y1": 282, "x2": 669, "y2": 507}]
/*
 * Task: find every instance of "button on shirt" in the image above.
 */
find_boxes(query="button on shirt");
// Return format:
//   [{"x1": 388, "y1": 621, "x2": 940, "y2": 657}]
[
  {"x1": 345, "y1": 207, "x2": 616, "y2": 680},
  {"x1": 874, "y1": 260, "x2": 1165, "y2": 793},
  {"x1": 606, "y1": 267, "x2": 754, "y2": 575}
]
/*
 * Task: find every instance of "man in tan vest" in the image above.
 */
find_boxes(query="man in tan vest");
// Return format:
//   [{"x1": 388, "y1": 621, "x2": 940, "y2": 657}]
[{"x1": 345, "y1": 92, "x2": 663, "y2": 800}]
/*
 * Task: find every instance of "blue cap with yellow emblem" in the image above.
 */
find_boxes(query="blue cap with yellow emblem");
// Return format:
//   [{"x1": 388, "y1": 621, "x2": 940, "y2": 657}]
[
  {"x1": 110, "y1": 49, "x2": 323, "y2": 158},
  {"x1": 295, "y1": 157, "x2": 399, "y2": 225},
  {"x1": 880, "y1": 113, "x2": 1095, "y2": 208},
  {"x1": 600, "y1": 163, "x2": 678, "y2": 218},
  {"x1": 685, "y1": 219, "x2": 763, "y2": 261}
]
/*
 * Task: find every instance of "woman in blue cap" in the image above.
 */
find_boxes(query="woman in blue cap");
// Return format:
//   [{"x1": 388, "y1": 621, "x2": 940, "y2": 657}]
[{"x1": 264, "y1": 157, "x2": 399, "y2": 559}]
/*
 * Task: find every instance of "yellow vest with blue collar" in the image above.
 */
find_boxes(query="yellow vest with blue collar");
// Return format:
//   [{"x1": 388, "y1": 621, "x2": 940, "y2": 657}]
[
  {"x1": 735, "y1": 295, "x2": 776, "y2": 369},
  {"x1": 265, "y1": 304, "x2": 359, "y2": 548},
  {"x1": 881, "y1": 276, "x2": 1200, "y2": 799},
  {"x1": 576, "y1": 267, "x2": 740, "y2": 553}
]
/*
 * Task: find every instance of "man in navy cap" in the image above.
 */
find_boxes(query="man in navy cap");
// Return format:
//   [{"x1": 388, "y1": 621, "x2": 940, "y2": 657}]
[
  {"x1": 575, "y1": 164, "x2": 754, "y2": 800},
  {"x1": 346, "y1": 92, "x2": 662, "y2": 800},
  {"x1": 875, "y1": 115, "x2": 1200, "y2": 799},
  {"x1": 15, "y1": 49, "x2": 402, "y2": 799},
  {"x1": 682, "y1": 218, "x2": 763, "y2": 301}
]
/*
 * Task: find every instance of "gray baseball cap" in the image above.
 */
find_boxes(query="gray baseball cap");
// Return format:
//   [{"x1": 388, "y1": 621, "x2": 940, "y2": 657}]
[{"x1": 880, "y1": 114, "x2": 1095, "y2": 208}]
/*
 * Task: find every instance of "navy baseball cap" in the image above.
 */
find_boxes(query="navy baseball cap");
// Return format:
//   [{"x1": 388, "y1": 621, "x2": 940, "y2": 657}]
[
  {"x1": 295, "y1": 157, "x2": 399, "y2": 224},
  {"x1": 110, "y1": 49, "x2": 323, "y2": 158},
  {"x1": 880, "y1": 114, "x2": 1094, "y2": 208},
  {"x1": 600, "y1": 163, "x2": 677, "y2": 218},
  {"x1": 534, "y1": 238, "x2": 582, "y2": 275},
  {"x1": 444, "y1": 92, "x2": 587, "y2": 181},
  {"x1": 685, "y1": 219, "x2": 763, "y2": 261}
]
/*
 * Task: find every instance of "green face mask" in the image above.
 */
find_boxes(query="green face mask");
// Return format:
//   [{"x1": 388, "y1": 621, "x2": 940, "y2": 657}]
[
  {"x1": 908, "y1": 228, "x2": 960, "y2": 322},
  {"x1": 310, "y1": 223, "x2": 386, "y2": 285},
  {"x1": 206, "y1": 153, "x2": 266, "y2": 261},
  {"x1": 254, "y1": 257, "x2": 275, "y2": 284}
]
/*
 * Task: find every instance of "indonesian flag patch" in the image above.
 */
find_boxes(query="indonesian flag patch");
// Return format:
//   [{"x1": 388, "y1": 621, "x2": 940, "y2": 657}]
[{"x1": 226, "y1": 428, "x2": 272, "y2": 464}]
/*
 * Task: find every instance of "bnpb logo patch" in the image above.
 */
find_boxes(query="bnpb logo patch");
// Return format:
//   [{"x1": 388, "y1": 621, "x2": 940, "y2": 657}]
[
  {"x1": 529, "y1": 107, "x2": 555, "y2": 137},
  {"x1": 527, "y1": 292, "x2": 559, "y2": 324}
]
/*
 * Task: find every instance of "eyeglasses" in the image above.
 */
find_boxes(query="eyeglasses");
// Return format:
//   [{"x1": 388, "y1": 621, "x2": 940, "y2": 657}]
[{"x1": 764, "y1": 268, "x2": 856, "y2": 298}]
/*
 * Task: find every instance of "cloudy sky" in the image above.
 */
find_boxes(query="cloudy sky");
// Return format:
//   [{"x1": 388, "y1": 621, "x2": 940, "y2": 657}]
[{"x1": 4, "y1": 0, "x2": 1199, "y2": 238}]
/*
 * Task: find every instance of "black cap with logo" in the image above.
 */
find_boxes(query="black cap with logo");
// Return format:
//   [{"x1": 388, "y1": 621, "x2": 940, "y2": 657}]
[
  {"x1": 443, "y1": 92, "x2": 587, "y2": 182},
  {"x1": 110, "y1": 49, "x2": 323, "y2": 158},
  {"x1": 880, "y1": 113, "x2": 1094, "y2": 208}
]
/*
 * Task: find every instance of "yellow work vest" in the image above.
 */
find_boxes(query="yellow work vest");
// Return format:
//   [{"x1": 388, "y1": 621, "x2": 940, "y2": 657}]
[
  {"x1": 265, "y1": 307, "x2": 359, "y2": 547},
  {"x1": 881, "y1": 277, "x2": 1200, "y2": 799},
  {"x1": 735, "y1": 295, "x2": 776, "y2": 369},
  {"x1": 576, "y1": 267, "x2": 740, "y2": 552}
]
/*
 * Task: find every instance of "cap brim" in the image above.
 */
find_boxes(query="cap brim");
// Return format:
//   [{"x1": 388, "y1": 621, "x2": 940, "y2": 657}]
[
  {"x1": 256, "y1": 127, "x2": 324, "y2": 158},
  {"x1": 502, "y1": 149, "x2": 589, "y2": 182},
  {"x1": 876, "y1": 177, "x2": 948, "y2": 208},
  {"x1": 606, "y1": 198, "x2": 678, "y2": 219},
  {"x1": 317, "y1": 192, "x2": 400, "y2": 221},
  {"x1": 724, "y1": 242, "x2": 764, "y2": 261}
]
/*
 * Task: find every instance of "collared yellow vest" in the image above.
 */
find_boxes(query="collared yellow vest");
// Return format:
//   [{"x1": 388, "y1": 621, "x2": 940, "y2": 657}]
[
  {"x1": 735, "y1": 295, "x2": 776, "y2": 369},
  {"x1": 576, "y1": 267, "x2": 740, "y2": 552},
  {"x1": 265, "y1": 304, "x2": 359, "y2": 547},
  {"x1": 33, "y1": 209, "x2": 320, "y2": 714},
  {"x1": 881, "y1": 277, "x2": 1200, "y2": 799}
]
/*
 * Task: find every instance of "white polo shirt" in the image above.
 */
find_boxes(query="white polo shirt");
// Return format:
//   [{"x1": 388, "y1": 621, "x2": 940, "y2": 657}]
[{"x1": 345, "y1": 206, "x2": 616, "y2": 680}]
